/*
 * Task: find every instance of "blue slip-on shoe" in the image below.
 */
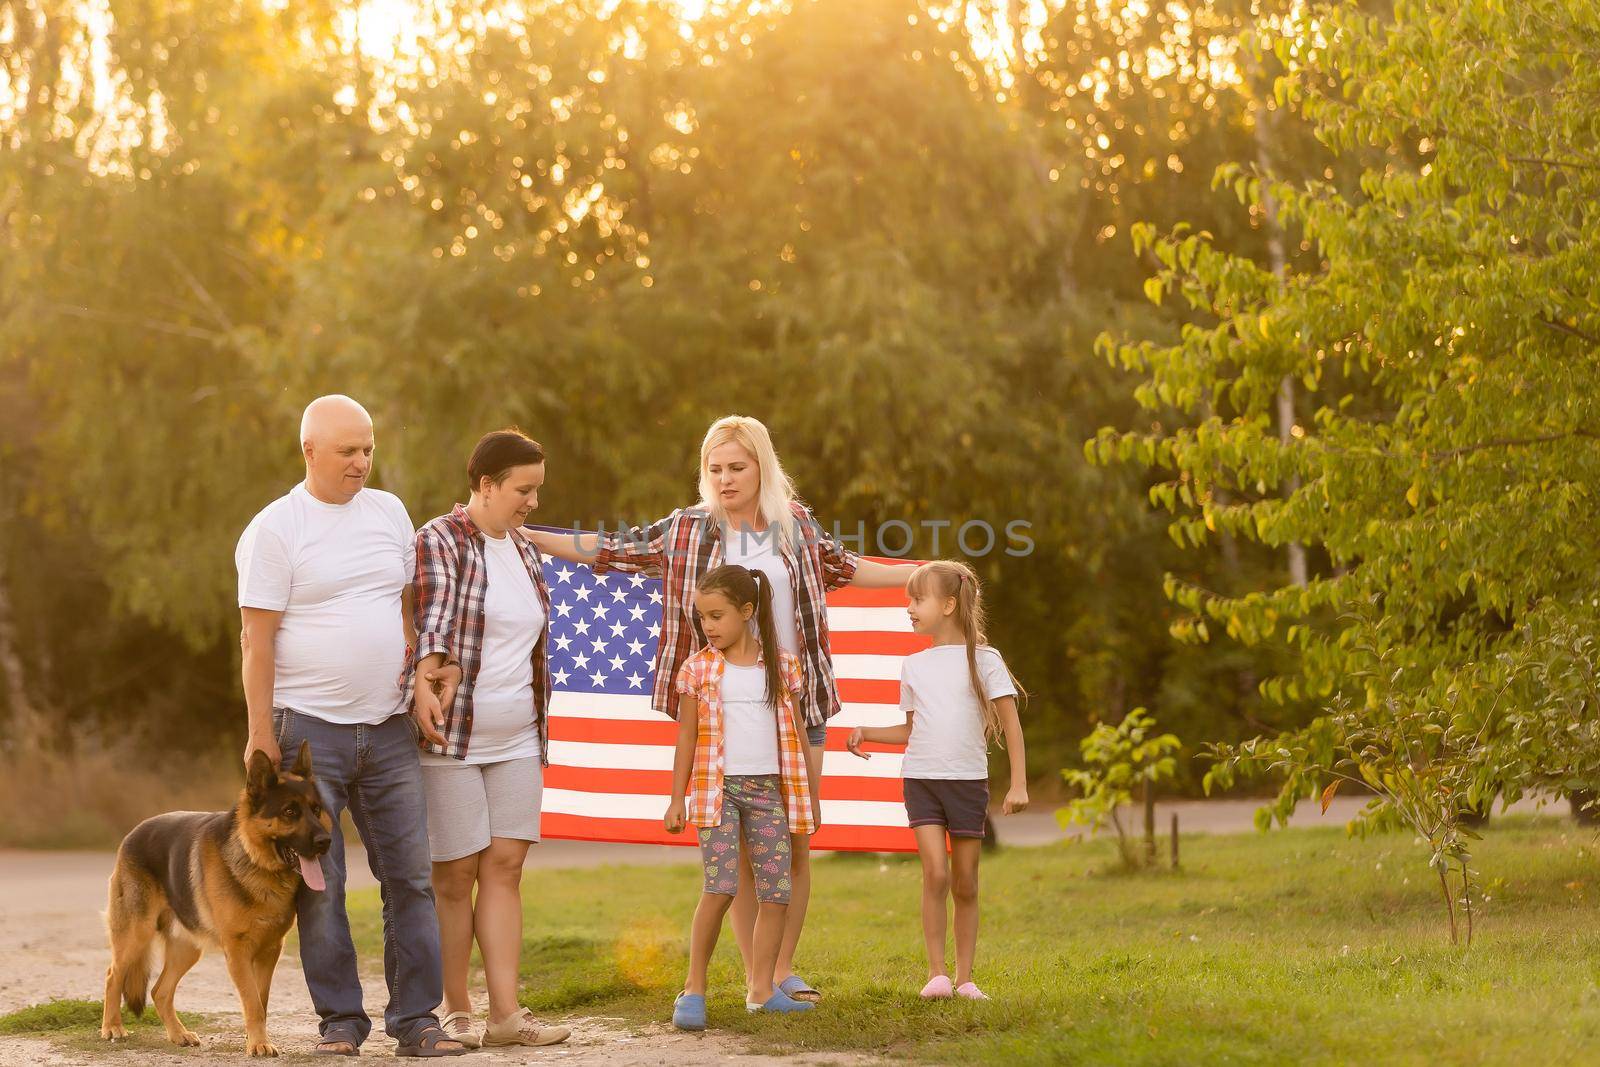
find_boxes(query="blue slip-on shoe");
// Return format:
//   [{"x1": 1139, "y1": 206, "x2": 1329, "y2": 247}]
[
  {"x1": 778, "y1": 975, "x2": 822, "y2": 1002},
  {"x1": 673, "y1": 992, "x2": 707, "y2": 1031},
  {"x1": 746, "y1": 991, "x2": 814, "y2": 1014}
]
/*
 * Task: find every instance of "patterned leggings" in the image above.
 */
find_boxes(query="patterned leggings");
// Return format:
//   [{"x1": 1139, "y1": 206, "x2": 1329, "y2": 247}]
[{"x1": 697, "y1": 774, "x2": 792, "y2": 904}]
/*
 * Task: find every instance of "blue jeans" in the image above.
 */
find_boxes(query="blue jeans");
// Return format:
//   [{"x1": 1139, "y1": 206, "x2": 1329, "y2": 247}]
[{"x1": 273, "y1": 708, "x2": 443, "y2": 1047}]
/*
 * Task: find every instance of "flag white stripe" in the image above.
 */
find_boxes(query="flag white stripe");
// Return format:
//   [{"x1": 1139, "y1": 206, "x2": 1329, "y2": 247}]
[
  {"x1": 829, "y1": 703, "x2": 909, "y2": 728},
  {"x1": 823, "y1": 606, "x2": 913, "y2": 632},
  {"x1": 543, "y1": 788, "x2": 910, "y2": 827},
  {"x1": 548, "y1": 691, "x2": 909, "y2": 727},
  {"x1": 548, "y1": 739, "x2": 905, "y2": 778},
  {"x1": 828, "y1": 653, "x2": 902, "y2": 680},
  {"x1": 549, "y1": 691, "x2": 665, "y2": 720}
]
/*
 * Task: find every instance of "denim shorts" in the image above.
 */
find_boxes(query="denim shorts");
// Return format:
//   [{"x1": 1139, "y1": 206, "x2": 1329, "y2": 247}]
[{"x1": 805, "y1": 722, "x2": 826, "y2": 747}]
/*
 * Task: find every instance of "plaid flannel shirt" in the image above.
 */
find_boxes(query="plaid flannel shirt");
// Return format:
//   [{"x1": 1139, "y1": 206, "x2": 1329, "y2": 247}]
[
  {"x1": 590, "y1": 500, "x2": 860, "y2": 726},
  {"x1": 410, "y1": 504, "x2": 552, "y2": 763},
  {"x1": 675, "y1": 644, "x2": 815, "y2": 834}
]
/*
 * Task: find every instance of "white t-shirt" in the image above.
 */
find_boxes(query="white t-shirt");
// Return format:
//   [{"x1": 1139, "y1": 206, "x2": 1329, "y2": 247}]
[
  {"x1": 899, "y1": 645, "x2": 1017, "y2": 780},
  {"x1": 235, "y1": 483, "x2": 415, "y2": 726},
  {"x1": 422, "y1": 531, "x2": 545, "y2": 765},
  {"x1": 720, "y1": 661, "x2": 780, "y2": 775},
  {"x1": 722, "y1": 527, "x2": 799, "y2": 657}
]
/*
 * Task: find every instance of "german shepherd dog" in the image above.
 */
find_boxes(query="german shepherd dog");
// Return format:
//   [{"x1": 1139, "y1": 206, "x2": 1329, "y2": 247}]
[{"x1": 100, "y1": 741, "x2": 332, "y2": 1056}]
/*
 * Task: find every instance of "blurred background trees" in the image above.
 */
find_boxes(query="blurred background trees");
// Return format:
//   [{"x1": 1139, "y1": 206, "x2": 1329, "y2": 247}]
[{"x1": 2, "y1": 0, "x2": 1347, "y2": 783}]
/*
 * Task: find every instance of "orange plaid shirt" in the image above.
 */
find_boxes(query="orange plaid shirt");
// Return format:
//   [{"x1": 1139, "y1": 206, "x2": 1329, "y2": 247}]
[{"x1": 674, "y1": 644, "x2": 816, "y2": 835}]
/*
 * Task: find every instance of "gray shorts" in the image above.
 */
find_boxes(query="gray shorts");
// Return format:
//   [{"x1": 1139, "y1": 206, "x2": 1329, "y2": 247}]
[{"x1": 419, "y1": 756, "x2": 544, "y2": 862}]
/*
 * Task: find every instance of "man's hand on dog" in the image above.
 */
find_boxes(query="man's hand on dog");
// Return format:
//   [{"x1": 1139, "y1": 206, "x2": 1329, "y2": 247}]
[{"x1": 244, "y1": 733, "x2": 280, "y2": 770}]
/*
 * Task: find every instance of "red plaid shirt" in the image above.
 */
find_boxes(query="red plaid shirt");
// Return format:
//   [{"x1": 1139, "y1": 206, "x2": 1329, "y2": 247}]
[
  {"x1": 590, "y1": 500, "x2": 859, "y2": 725},
  {"x1": 410, "y1": 504, "x2": 552, "y2": 762},
  {"x1": 675, "y1": 644, "x2": 815, "y2": 833}
]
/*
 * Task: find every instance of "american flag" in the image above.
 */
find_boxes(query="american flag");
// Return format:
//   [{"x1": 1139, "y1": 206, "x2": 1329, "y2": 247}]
[{"x1": 537, "y1": 554, "x2": 926, "y2": 852}]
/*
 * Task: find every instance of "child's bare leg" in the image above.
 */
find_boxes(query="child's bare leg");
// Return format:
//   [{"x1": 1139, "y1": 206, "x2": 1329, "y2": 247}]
[
  {"x1": 741, "y1": 774, "x2": 794, "y2": 1004},
  {"x1": 773, "y1": 740, "x2": 823, "y2": 985},
  {"x1": 949, "y1": 837, "x2": 982, "y2": 986},
  {"x1": 913, "y1": 825, "x2": 952, "y2": 978},
  {"x1": 689, "y1": 809, "x2": 742, "y2": 996},
  {"x1": 748, "y1": 901, "x2": 788, "y2": 1003},
  {"x1": 685, "y1": 892, "x2": 734, "y2": 995},
  {"x1": 730, "y1": 847, "x2": 757, "y2": 982}
]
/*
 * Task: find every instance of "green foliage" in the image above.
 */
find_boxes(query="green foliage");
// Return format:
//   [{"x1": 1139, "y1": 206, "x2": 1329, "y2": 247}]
[
  {"x1": 1057, "y1": 707, "x2": 1181, "y2": 866},
  {"x1": 1100, "y1": 0, "x2": 1600, "y2": 926}
]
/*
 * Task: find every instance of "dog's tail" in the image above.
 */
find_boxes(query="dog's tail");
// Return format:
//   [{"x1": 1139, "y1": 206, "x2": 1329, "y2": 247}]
[
  {"x1": 120, "y1": 945, "x2": 153, "y2": 1017},
  {"x1": 105, "y1": 870, "x2": 157, "y2": 1018}
]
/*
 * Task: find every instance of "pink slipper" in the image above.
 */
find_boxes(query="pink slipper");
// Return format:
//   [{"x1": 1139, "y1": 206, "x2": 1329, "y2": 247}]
[
  {"x1": 919, "y1": 975, "x2": 953, "y2": 999},
  {"x1": 955, "y1": 981, "x2": 989, "y2": 1001}
]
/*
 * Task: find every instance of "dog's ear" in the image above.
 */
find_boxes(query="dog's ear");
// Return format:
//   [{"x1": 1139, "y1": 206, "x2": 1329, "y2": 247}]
[
  {"x1": 246, "y1": 749, "x2": 279, "y2": 800},
  {"x1": 291, "y1": 739, "x2": 313, "y2": 778}
]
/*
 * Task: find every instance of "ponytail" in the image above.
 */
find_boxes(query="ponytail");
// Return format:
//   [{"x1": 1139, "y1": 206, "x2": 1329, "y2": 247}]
[{"x1": 749, "y1": 571, "x2": 785, "y2": 715}]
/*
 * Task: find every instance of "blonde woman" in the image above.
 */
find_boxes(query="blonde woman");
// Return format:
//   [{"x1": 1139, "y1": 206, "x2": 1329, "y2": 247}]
[{"x1": 527, "y1": 415, "x2": 913, "y2": 1002}]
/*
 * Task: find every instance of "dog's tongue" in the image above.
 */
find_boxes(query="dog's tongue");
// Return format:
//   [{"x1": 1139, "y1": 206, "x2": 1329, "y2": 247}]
[{"x1": 299, "y1": 854, "x2": 326, "y2": 892}]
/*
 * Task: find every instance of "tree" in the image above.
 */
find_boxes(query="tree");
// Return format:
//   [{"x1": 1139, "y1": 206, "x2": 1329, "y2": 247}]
[{"x1": 1100, "y1": 0, "x2": 1600, "y2": 932}]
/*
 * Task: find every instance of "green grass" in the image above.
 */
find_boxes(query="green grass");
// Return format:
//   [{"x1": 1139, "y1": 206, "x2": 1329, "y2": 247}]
[
  {"x1": 345, "y1": 819, "x2": 1600, "y2": 1065},
  {"x1": 0, "y1": 997, "x2": 206, "y2": 1037}
]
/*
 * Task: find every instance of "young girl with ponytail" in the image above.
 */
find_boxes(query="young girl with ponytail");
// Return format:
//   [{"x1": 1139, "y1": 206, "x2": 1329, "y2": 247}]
[
  {"x1": 847, "y1": 560, "x2": 1028, "y2": 1002},
  {"x1": 663, "y1": 565, "x2": 817, "y2": 1030}
]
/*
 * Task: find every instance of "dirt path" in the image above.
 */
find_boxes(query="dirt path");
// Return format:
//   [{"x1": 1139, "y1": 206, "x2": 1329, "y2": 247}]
[{"x1": 0, "y1": 798, "x2": 1556, "y2": 1064}]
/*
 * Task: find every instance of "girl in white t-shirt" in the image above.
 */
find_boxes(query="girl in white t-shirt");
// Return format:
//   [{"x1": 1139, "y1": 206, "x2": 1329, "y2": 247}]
[{"x1": 846, "y1": 560, "x2": 1027, "y2": 1002}]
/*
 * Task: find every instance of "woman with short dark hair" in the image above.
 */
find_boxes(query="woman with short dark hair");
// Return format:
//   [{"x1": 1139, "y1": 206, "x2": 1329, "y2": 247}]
[{"x1": 410, "y1": 428, "x2": 569, "y2": 1049}]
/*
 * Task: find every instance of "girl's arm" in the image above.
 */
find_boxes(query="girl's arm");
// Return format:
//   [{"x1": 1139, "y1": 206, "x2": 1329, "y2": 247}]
[
  {"x1": 846, "y1": 711, "x2": 913, "y2": 757},
  {"x1": 996, "y1": 695, "x2": 1028, "y2": 813},
  {"x1": 849, "y1": 558, "x2": 918, "y2": 589},
  {"x1": 663, "y1": 694, "x2": 699, "y2": 832}
]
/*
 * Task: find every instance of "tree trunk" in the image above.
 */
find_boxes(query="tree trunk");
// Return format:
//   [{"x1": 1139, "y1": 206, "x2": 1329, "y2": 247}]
[
  {"x1": 1253, "y1": 92, "x2": 1307, "y2": 589},
  {"x1": 0, "y1": 536, "x2": 44, "y2": 752}
]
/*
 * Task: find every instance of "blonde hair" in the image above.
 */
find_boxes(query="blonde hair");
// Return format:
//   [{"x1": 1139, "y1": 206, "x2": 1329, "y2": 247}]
[
  {"x1": 907, "y1": 560, "x2": 1026, "y2": 744},
  {"x1": 698, "y1": 415, "x2": 799, "y2": 554}
]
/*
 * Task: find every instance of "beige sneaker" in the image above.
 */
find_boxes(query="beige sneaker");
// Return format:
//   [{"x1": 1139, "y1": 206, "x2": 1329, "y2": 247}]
[
  {"x1": 440, "y1": 1010, "x2": 481, "y2": 1049},
  {"x1": 482, "y1": 1008, "x2": 571, "y2": 1048}
]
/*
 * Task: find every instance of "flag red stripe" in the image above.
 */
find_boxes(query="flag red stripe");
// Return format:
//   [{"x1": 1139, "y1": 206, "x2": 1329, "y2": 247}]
[
  {"x1": 823, "y1": 585, "x2": 922, "y2": 607},
  {"x1": 550, "y1": 718, "x2": 675, "y2": 744},
  {"x1": 827, "y1": 631, "x2": 929, "y2": 655},
  {"x1": 836, "y1": 678, "x2": 901, "y2": 704},
  {"x1": 541, "y1": 813, "x2": 918, "y2": 853},
  {"x1": 549, "y1": 717, "x2": 908, "y2": 751}
]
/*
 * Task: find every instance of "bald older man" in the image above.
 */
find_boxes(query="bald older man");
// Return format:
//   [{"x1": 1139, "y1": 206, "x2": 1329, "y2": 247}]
[{"x1": 236, "y1": 395, "x2": 466, "y2": 1057}]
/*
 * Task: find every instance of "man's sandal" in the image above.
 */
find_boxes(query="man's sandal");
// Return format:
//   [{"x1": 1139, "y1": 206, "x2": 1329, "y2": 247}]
[
  {"x1": 395, "y1": 1024, "x2": 470, "y2": 1057},
  {"x1": 311, "y1": 1024, "x2": 361, "y2": 1056}
]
